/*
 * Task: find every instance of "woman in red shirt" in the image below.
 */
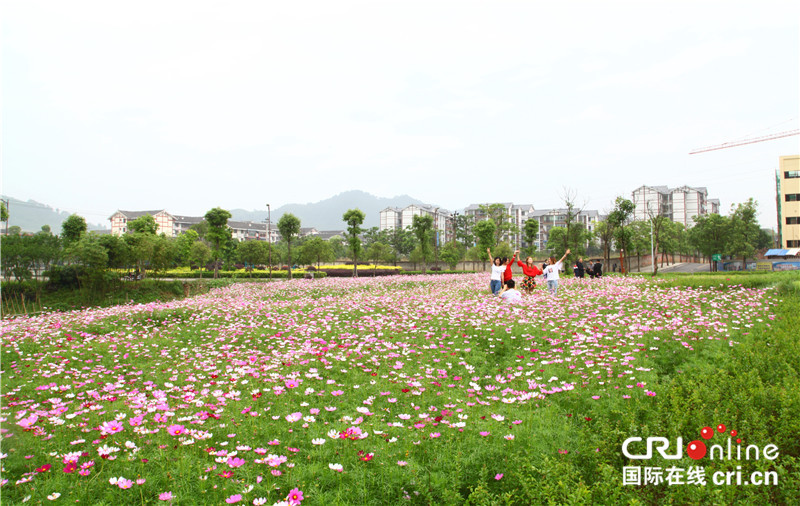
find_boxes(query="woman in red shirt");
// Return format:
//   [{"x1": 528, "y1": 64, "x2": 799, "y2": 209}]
[
  {"x1": 503, "y1": 251, "x2": 518, "y2": 285},
  {"x1": 517, "y1": 255, "x2": 543, "y2": 295}
]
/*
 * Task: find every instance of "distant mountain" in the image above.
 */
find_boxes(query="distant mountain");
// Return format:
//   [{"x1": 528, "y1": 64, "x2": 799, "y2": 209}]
[
  {"x1": 230, "y1": 190, "x2": 430, "y2": 230},
  {"x1": 0, "y1": 196, "x2": 106, "y2": 234}
]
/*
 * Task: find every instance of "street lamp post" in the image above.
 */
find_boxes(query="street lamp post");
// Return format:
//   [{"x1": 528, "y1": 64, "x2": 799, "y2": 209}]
[
  {"x1": 648, "y1": 202, "x2": 655, "y2": 275},
  {"x1": 433, "y1": 207, "x2": 439, "y2": 268},
  {"x1": 267, "y1": 204, "x2": 272, "y2": 280}
]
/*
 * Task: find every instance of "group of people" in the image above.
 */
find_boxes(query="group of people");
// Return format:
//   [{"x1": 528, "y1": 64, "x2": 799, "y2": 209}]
[
  {"x1": 487, "y1": 248, "x2": 602, "y2": 301},
  {"x1": 572, "y1": 257, "x2": 603, "y2": 279}
]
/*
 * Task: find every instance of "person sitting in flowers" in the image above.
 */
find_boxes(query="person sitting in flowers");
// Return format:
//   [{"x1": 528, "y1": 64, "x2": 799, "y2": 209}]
[{"x1": 498, "y1": 279, "x2": 522, "y2": 303}]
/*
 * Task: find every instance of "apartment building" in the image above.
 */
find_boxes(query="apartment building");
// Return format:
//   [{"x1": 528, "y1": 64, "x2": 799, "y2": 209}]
[
  {"x1": 632, "y1": 185, "x2": 715, "y2": 227},
  {"x1": 109, "y1": 210, "x2": 280, "y2": 242},
  {"x1": 463, "y1": 203, "x2": 600, "y2": 250},
  {"x1": 379, "y1": 204, "x2": 452, "y2": 245},
  {"x1": 529, "y1": 208, "x2": 601, "y2": 250},
  {"x1": 777, "y1": 155, "x2": 800, "y2": 248}
]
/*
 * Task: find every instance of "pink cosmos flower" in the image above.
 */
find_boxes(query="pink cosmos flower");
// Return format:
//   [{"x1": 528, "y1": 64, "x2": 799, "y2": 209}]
[
  {"x1": 479, "y1": 432, "x2": 490, "y2": 437},
  {"x1": 100, "y1": 420, "x2": 124, "y2": 435},
  {"x1": 287, "y1": 488, "x2": 304, "y2": 505},
  {"x1": 495, "y1": 474, "x2": 503, "y2": 480},
  {"x1": 225, "y1": 494, "x2": 242, "y2": 504},
  {"x1": 285, "y1": 379, "x2": 299, "y2": 389},
  {"x1": 167, "y1": 424, "x2": 185, "y2": 436},
  {"x1": 158, "y1": 491, "x2": 174, "y2": 501},
  {"x1": 227, "y1": 457, "x2": 246, "y2": 468},
  {"x1": 285, "y1": 412, "x2": 302, "y2": 423},
  {"x1": 118, "y1": 478, "x2": 133, "y2": 489},
  {"x1": 17, "y1": 414, "x2": 38, "y2": 429}
]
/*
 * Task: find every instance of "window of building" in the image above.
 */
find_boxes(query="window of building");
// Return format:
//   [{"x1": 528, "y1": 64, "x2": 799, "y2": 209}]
[
  {"x1": 786, "y1": 194, "x2": 800, "y2": 202},
  {"x1": 785, "y1": 171, "x2": 800, "y2": 179},
  {"x1": 787, "y1": 217, "x2": 800, "y2": 225},
  {"x1": 788, "y1": 240, "x2": 800, "y2": 248}
]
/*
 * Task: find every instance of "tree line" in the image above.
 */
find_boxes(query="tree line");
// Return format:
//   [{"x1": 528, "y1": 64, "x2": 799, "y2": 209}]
[{"x1": 0, "y1": 196, "x2": 773, "y2": 287}]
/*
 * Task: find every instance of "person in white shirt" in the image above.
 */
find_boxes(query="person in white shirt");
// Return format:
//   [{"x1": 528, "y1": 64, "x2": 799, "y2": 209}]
[
  {"x1": 498, "y1": 279, "x2": 522, "y2": 303},
  {"x1": 486, "y1": 248, "x2": 506, "y2": 295},
  {"x1": 543, "y1": 249, "x2": 570, "y2": 296}
]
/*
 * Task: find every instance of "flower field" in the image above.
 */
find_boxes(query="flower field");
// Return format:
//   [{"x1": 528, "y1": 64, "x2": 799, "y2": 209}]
[{"x1": 2, "y1": 274, "x2": 798, "y2": 504}]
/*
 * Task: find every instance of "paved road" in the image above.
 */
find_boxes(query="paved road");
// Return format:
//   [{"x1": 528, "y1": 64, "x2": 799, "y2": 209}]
[{"x1": 653, "y1": 262, "x2": 711, "y2": 273}]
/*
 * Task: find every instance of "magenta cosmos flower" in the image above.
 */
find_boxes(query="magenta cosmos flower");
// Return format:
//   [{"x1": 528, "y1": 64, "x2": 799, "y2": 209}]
[
  {"x1": 287, "y1": 488, "x2": 304, "y2": 505},
  {"x1": 167, "y1": 425, "x2": 185, "y2": 436}
]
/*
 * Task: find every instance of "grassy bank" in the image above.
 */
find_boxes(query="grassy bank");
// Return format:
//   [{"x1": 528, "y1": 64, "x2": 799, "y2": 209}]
[{"x1": 0, "y1": 278, "x2": 235, "y2": 317}]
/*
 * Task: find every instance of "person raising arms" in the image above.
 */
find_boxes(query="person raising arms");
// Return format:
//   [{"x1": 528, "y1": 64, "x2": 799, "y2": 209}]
[
  {"x1": 516, "y1": 254, "x2": 543, "y2": 295},
  {"x1": 503, "y1": 250, "x2": 518, "y2": 285},
  {"x1": 486, "y1": 248, "x2": 506, "y2": 295},
  {"x1": 543, "y1": 248, "x2": 570, "y2": 296}
]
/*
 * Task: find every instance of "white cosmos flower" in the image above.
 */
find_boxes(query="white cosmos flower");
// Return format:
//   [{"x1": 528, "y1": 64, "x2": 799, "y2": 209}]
[
  {"x1": 329, "y1": 463, "x2": 343, "y2": 472},
  {"x1": 311, "y1": 438, "x2": 326, "y2": 445}
]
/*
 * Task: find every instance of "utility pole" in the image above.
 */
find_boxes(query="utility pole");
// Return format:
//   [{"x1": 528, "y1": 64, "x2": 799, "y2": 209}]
[{"x1": 267, "y1": 204, "x2": 272, "y2": 280}]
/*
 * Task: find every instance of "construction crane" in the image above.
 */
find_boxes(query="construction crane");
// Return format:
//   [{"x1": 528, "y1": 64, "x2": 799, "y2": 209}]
[{"x1": 689, "y1": 129, "x2": 799, "y2": 154}]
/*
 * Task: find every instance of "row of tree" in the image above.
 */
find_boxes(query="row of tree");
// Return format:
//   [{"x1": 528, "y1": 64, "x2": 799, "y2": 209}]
[{"x1": 1, "y1": 195, "x2": 773, "y2": 285}]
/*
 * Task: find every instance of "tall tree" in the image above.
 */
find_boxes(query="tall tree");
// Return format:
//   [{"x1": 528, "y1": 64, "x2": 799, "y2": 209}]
[
  {"x1": 453, "y1": 213, "x2": 473, "y2": 250},
  {"x1": 388, "y1": 227, "x2": 416, "y2": 261},
  {"x1": 440, "y1": 241, "x2": 464, "y2": 270},
  {"x1": 411, "y1": 214, "x2": 434, "y2": 274},
  {"x1": 727, "y1": 199, "x2": 761, "y2": 266},
  {"x1": 594, "y1": 220, "x2": 615, "y2": 268},
  {"x1": 607, "y1": 197, "x2": 634, "y2": 273},
  {"x1": 342, "y1": 209, "x2": 366, "y2": 277},
  {"x1": 189, "y1": 241, "x2": 212, "y2": 270},
  {"x1": 479, "y1": 204, "x2": 516, "y2": 245},
  {"x1": 690, "y1": 213, "x2": 729, "y2": 271},
  {"x1": 277, "y1": 213, "x2": 301, "y2": 279},
  {"x1": 641, "y1": 203, "x2": 670, "y2": 275},
  {"x1": 556, "y1": 189, "x2": 587, "y2": 263},
  {"x1": 298, "y1": 236, "x2": 335, "y2": 269},
  {"x1": 522, "y1": 219, "x2": 539, "y2": 256},
  {"x1": 473, "y1": 219, "x2": 496, "y2": 269},
  {"x1": 128, "y1": 214, "x2": 159, "y2": 235},
  {"x1": 175, "y1": 230, "x2": 200, "y2": 267},
  {"x1": 366, "y1": 242, "x2": 392, "y2": 276},
  {"x1": 205, "y1": 207, "x2": 232, "y2": 278},
  {"x1": 237, "y1": 240, "x2": 270, "y2": 275},
  {"x1": 61, "y1": 214, "x2": 87, "y2": 245},
  {"x1": 66, "y1": 235, "x2": 109, "y2": 291}
]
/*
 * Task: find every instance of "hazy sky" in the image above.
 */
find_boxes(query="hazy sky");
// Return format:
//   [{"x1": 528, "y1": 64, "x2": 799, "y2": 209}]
[{"x1": 3, "y1": 0, "x2": 799, "y2": 227}]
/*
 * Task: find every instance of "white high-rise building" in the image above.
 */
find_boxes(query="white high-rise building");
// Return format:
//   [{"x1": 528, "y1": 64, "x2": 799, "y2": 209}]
[
  {"x1": 379, "y1": 204, "x2": 452, "y2": 244},
  {"x1": 632, "y1": 185, "x2": 715, "y2": 227}
]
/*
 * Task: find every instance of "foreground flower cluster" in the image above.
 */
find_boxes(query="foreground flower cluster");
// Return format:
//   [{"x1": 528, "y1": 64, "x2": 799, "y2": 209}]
[{"x1": 0, "y1": 274, "x2": 775, "y2": 503}]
